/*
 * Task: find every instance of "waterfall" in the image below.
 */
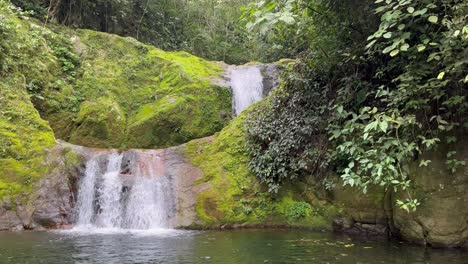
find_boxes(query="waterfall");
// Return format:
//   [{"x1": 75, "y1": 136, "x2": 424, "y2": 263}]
[
  {"x1": 230, "y1": 66, "x2": 264, "y2": 115},
  {"x1": 73, "y1": 150, "x2": 175, "y2": 231}
]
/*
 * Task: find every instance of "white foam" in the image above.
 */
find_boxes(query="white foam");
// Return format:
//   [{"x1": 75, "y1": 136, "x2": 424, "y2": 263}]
[{"x1": 58, "y1": 226, "x2": 187, "y2": 237}]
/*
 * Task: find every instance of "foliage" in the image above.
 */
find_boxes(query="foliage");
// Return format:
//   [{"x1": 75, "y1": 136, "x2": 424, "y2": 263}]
[
  {"x1": 245, "y1": 66, "x2": 330, "y2": 193},
  {"x1": 11, "y1": 0, "x2": 255, "y2": 64},
  {"x1": 282, "y1": 200, "x2": 312, "y2": 221},
  {"x1": 241, "y1": 0, "x2": 376, "y2": 62},
  {"x1": 329, "y1": 0, "x2": 467, "y2": 211},
  {"x1": 245, "y1": 0, "x2": 375, "y2": 192},
  {"x1": 244, "y1": 0, "x2": 467, "y2": 211}
]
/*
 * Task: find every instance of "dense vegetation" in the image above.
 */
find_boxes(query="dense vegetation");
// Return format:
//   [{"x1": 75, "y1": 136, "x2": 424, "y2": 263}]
[
  {"x1": 11, "y1": 0, "x2": 260, "y2": 64},
  {"x1": 245, "y1": 0, "x2": 467, "y2": 211},
  {"x1": 1, "y1": 0, "x2": 466, "y2": 216}
]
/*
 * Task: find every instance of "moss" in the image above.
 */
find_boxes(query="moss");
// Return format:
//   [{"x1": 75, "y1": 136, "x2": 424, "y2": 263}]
[
  {"x1": 0, "y1": 80, "x2": 55, "y2": 201},
  {"x1": 68, "y1": 97, "x2": 127, "y2": 148},
  {"x1": 38, "y1": 28, "x2": 231, "y2": 149},
  {"x1": 185, "y1": 103, "x2": 341, "y2": 228},
  {"x1": 0, "y1": 4, "x2": 58, "y2": 203}
]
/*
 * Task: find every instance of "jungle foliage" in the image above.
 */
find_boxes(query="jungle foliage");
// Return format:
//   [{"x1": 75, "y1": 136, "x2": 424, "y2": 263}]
[
  {"x1": 245, "y1": 0, "x2": 467, "y2": 210},
  {"x1": 10, "y1": 0, "x2": 255, "y2": 64},
  {"x1": 3, "y1": 0, "x2": 466, "y2": 212}
]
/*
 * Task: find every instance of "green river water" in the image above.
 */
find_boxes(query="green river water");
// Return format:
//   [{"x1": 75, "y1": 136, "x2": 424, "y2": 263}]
[{"x1": 0, "y1": 229, "x2": 466, "y2": 263}]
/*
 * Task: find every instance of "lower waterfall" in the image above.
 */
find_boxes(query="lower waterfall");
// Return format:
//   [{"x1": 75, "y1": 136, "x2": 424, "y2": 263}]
[{"x1": 73, "y1": 150, "x2": 176, "y2": 231}]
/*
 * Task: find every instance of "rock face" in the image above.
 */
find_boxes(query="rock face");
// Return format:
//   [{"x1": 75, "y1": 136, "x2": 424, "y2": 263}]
[
  {"x1": 392, "y1": 133, "x2": 468, "y2": 248},
  {"x1": 332, "y1": 133, "x2": 468, "y2": 247},
  {"x1": 332, "y1": 185, "x2": 390, "y2": 236},
  {"x1": 0, "y1": 143, "x2": 85, "y2": 230}
]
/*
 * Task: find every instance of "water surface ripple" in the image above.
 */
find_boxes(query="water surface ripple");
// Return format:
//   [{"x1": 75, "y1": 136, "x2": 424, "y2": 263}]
[{"x1": 0, "y1": 229, "x2": 466, "y2": 263}]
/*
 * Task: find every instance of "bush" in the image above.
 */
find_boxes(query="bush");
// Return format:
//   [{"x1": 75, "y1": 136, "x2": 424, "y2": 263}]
[{"x1": 284, "y1": 201, "x2": 312, "y2": 221}]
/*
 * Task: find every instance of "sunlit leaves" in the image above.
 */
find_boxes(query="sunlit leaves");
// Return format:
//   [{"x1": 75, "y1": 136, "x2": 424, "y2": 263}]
[{"x1": 428, "y1": 15, "x2": 438, "y2": 23}]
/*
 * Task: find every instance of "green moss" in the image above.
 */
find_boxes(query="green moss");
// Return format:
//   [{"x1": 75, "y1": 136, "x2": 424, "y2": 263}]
[
  {"x1": 68, "y1": 97, "x2": 127, "y2": 148},
  {"x1": 0, "y1": 4, "x2": 57, "y2": 203},
  {"x1": 0, "y1": 81, "x2": 55, "y2": 201},
  {"x1": 39, "y1": 28, "x2": 231, "y2": 149},
  {"x1": 185, "y1": 103, "x2": 341, "y2": 228}
]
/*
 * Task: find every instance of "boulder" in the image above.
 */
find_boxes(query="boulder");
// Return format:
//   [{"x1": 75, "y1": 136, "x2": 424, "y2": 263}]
[{"x1": 392, "y1": 133, "x2": 468, "y2": 247}]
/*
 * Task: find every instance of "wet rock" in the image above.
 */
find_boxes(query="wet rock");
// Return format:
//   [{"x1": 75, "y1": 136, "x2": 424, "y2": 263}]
[
  {"x1": 28, "y1": 142, "x2": 86, "y2": 229},
  {"x1": 333, "y1": 184, "x2": 388, "y2": 226},
  {"x1": 331, "y1": 134, "x2": 468, "y2": 247},
  {"x1": 392, "y1": 134, "x2": 468, "y2": 248},
  {"x1": 0, "y1": 207, "x2": 22, "y2": 231}
]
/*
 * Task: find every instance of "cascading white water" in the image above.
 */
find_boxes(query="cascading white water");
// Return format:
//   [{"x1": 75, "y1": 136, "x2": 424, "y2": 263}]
[
  {"x1": 93, "y1": 152, "x2": 124, "y2": 228},
  {"x1": 230, "y1": 66, "x2": 264, "y2": 115},
  {"x1": 73, "y1": 151, "x2": 175, "y2": 231},
  {"x1": 124, "y1": 177, "x2": 172, "y2": 229}
]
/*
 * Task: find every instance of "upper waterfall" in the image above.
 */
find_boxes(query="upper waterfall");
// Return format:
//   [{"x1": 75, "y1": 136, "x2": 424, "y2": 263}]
[
  {"x1": 228, "y1": 64, "x2": 280, "y2": 116},
  {"x1": 229, "y1": 66, "x2": 265, "y2": 115}
]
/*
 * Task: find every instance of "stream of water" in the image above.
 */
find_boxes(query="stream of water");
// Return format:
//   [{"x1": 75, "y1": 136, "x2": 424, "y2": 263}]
[{"x1": 230, "y1": 66, "x2": 264, "y2": 115}]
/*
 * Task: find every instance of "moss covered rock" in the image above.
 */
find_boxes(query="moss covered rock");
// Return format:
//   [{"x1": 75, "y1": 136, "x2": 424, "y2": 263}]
[
  {"x1": 0, "y1": 3, "x2": 57, "y2": 203},
  {"x1": 68, "y1": 97, "x2": 127, "y2": 148},
  {"x1": 40, "y1": 28, "x2": 231, "y2": 149},
  {"x1": 185, "y1": 104, "x2": 341, "y2": 228},
  {"x1": 0, "y1": 80, "x2": 56, "y2": 203}
]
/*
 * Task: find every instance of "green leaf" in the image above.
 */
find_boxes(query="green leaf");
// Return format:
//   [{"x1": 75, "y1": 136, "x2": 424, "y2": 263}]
[
  {"x1": 382, "y1": 43, "x2": 397, "y2": 53},
  {"x1": 365, "y1": 121, "x2": 378, "y2": 132},
  {"x1": 417, "y1": 45, "x2": 426, "y2": 52},
  {"x1": 366, "y1": 39, "x2": 377, "y2": 49},
  {"x1": 428, "y1": 15, "x2": 438, "y2": 23},
  {"x1": 379, "y1": 121, "x2": 388, "y2": 133},
  {"x1": 363, "y1": 133, "x2": 369, "y2": 140},
  {"x1": 390, "y1": 49, "x2": 399, "y2": 57},
  {"x1": 413, "y1": 8, "x2": 427, "y2": 16},
  {"x1": 383, "y1": 32, "x2": 392, "y2": 39},
  {"x1": 400, "y1": 44, "x2": 409, "y2": 51},
  {"x1": 437, "y1": 71, "x2": 445, "y2": 80},
  {"x1": 406, "y1": 7, "x2": 414, "y2": 13},
  {"x1": 419, "y1": 160, "x2": 431, "y2": 167}
]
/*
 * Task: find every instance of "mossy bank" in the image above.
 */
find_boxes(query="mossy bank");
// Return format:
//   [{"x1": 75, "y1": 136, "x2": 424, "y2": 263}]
[{"x1": 184, "y1": 105, "x2": 342, "y2": 229}]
